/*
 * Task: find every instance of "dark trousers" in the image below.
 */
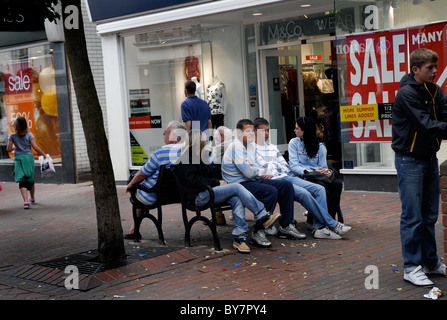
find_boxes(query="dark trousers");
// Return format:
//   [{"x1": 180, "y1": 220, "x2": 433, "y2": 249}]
[
  {"x1": 241, "y1": 179, "x2": 295, "y2": 226},
  {"x1": 307, "y1": 178, "x2": 343, "y2": 223},
  {"x1": 211, "y1": 114, "x2": 224, "y2": 128}
]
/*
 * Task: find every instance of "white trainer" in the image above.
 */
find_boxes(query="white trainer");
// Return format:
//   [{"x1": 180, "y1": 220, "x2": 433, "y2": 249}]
[
  {"x1": 403, "y1": 266, "x2": 434, "y2": 286},
  {"x1": 313, "y1": 227, "x2": 342, "y2": 240},
  {"x1": 423, "y1": 258, "x2": 446, "y2": 276}
]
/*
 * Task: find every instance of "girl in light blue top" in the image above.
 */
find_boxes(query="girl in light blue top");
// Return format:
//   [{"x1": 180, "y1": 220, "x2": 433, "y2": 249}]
[{"x1": 288, "y1": 116, "x2": 343, "y2": 222}]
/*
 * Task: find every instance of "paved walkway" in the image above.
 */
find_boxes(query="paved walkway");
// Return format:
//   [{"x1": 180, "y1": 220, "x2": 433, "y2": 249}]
[{"x1": 0, "y1": 180, "x2": 446, "y2": 303}]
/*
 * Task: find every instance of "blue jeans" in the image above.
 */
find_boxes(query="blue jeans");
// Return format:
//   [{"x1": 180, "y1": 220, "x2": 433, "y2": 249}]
[
  {"x1": 395, "y1": 153, "x2": 440, "y2": 272},
  {"x1": 241, "y1": 179, "x2": 295, "y2": 226},
  {"x1": 282, "y1": 175, "x2": 338, "y2": 230},
  {"x1": 195, "y1": 183, "x2": 267, "y2": 237}
]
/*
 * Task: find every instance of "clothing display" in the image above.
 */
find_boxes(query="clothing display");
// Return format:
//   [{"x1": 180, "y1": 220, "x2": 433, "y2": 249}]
[
  {"x1": 184, "y1": 56, "x2": 201, "y2": 80},
  {"x1": 280, "y1": 66, "x2": 299, "y2": 142},
  {"x1": 191, "y1": 77, "x2": 204, "y2": 99},
  {"x1": 302, "y1": 68, "x2": 340, "y2": 160},
  {"x1": 207, "y1": 77, "x2": 228, "y2": 128}
]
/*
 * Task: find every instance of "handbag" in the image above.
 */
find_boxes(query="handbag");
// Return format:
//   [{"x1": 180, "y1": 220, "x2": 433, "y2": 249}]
[
  {"x1": 39, "y1": 154, "x2": 56, "y2": 177},
  {"x1": 301, "y1": 170, "x2": 335, "y2": 185},
  {"x1": 317, "y1": 78, "x2": 334, "y2": 94}
]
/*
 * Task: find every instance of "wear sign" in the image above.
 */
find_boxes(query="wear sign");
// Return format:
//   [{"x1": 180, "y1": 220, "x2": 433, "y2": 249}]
[{"x1": 345, "y1": 22, "x2": 447, "y2": 142}]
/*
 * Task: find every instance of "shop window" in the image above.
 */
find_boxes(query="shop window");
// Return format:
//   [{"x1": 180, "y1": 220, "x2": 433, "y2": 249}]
[
  {"x1": 0, "y1": 44, "x2": 61, "y2": 162},
  {"x1": 335, "y1": 0, "x2": 447, "y2": 170},
  {"x1": 123, "y1": 24, "x2": 245, "y2": 167}
]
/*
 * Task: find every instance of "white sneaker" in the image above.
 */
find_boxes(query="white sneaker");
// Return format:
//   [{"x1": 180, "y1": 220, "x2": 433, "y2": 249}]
[
  {"x1": 250, "y1": 229, "x2": 272, "y2": 247},
  {"x1": 404, "y1": 266, "x2": 434, "y2": 286},
  {"x1": 265, "y1": 225, "x2": 278, "y2": 236},
  {"x1": 332, "y1": 223, "x2": 352, "y2": 237},
  {"x1": 423, "y1": 258, "x2": 446, "y2": 276},
  {"x1": 278, "y1": 223, "x2": 306, "y2": 240},
  {"x1": 313, "y1": 227, "x2": 342, "y2": 240}
]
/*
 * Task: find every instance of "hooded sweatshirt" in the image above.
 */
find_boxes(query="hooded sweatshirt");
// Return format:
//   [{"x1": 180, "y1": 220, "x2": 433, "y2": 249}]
[{"x1": 391, "y1": 73, "x2": 447, "y2": 159}]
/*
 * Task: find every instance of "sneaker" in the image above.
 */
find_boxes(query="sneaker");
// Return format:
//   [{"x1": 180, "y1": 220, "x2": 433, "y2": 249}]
[
  {"x1": 24, "y1": 202, "x2": 30, "y2": 210},
  {"x1": 332, "y1": 223, "x2": 351, "y2": 236},
  {"x1": 423, "y1": 258, "x2": 446, "y2": 276},
  {"x1": 404, "y1": 266, "x2": 434, "y2": 286},
  {"x1": 260, "y1": 212, "x2": 281, "y2": 230},
  {"x1": 313, "y1": 227, "x2": 342, "y2": 240},
  {"x1": 251, "y1": 229, "x2": 272, "y2": 247},
  {"x1": 265, "y1": 225, "x2": 278, "y2": 236},
  {"x1": 29, "y1": 197, "x2": 36, "y2": 204},
  {"x1": 233, "y1": 236, "x2": 250, "y2": 253},
  {"x1": 277, "y1": 223, "x2": 306, "y2": 240}
]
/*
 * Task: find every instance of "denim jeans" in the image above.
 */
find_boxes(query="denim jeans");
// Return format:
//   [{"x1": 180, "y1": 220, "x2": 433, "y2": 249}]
[
  {"x1": 395, "y1": 153, "x2": 440, "y2": 272},
  {"x1": 195, "y1": 183, "x2": 267, "y2": 237},
  {"x1": 241, "y1": 179, "x2": 295, "y2": 226},
  {"x1": 282, "y1": 174, "x2": 338, "y2": 230}
]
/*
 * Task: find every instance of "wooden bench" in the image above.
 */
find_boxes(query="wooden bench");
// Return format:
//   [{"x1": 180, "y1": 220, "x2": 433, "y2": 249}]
[{"x1": 128, "y1": 164, "x2": 231, "y2": 250}]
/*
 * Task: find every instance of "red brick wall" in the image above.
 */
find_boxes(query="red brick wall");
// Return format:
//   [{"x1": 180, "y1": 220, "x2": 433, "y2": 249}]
[{"x1": 440, "y1": 160, "x2": 447, "y2": 277}]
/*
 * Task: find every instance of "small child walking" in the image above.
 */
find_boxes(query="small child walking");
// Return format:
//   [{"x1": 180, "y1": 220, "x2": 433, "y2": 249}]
[{"x1": 7, "y1": 116, "x2": 47, "y2": 209}]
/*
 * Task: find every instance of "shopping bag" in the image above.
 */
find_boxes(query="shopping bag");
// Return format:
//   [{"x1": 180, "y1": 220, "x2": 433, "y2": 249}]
[{"x1": 39, "y1": 154, "x2": 56, "y2": 177}]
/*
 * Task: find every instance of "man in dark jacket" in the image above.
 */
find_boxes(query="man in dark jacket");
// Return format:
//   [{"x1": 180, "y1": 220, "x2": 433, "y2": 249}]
[{"x1": 392, "y1": 48, "x2": 447, "y2": 286}]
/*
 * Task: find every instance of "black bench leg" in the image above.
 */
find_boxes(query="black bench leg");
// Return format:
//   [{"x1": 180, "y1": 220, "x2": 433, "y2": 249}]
[
  {"x1": 182, "y1": 207, "x2": 192, "y2": 247},
  {"x1": 209, "y1": 209, "x2": 222, "y2": 251},
  {"x1": 155, "y1": 206, "x2": 166, "y2": 245}
]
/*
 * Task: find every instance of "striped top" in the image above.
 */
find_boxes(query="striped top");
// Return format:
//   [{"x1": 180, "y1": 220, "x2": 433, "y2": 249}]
[
  {"x1": 221, "y1": 138, "x2": 266, "y2": 183},
  {"x1": 136, "y1": 143, "x2": 182, "y2": 205},
  {"x1": 255, "y1": 143, "x2": 290, "y2": 179}
]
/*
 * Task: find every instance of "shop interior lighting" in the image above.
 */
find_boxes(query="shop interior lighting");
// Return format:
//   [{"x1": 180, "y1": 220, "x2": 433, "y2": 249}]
[
  {"x1": 252, "y1": 12, "x2": 263, "y2": 16},
  {"x1": 300, "y1": 4, "x2": 312, "y2": 7}
]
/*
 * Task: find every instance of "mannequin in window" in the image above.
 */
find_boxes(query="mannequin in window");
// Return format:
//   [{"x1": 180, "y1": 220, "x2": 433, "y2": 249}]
[
  {"x1": 191, "y1": 76, "x2": 204, "y2": 99},
  {"x1": 183, "y1": 45, "x2": 202, "y2": 81},
  {"x1": 207, "y1": 76, "x2": 228, "y2": 128}
]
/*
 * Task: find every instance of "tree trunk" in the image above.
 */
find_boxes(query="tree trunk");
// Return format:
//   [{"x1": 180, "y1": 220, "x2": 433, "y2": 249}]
[{"x1": 61, "y1": 0, "x2": 126, "y2": 264}]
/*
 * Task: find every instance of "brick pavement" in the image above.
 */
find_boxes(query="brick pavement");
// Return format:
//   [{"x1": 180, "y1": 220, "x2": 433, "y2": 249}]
[{"x1": 0, "y1": 181, "x2": 446, "y2": 302}]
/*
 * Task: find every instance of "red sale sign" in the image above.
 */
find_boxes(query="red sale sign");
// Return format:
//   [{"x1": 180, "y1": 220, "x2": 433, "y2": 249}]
[
  {"x1": 4, "y1": 64, "x2": 36, "y2": 158},
  {"x1": 408, "y1": 22, "x2": 447, "y2": 93},
  {"x1": 347, "y1": 29, "x2": 407, "y2": 106},
  {"x1": 346, "y1": 22, "x2": 447, "y2": 142}
]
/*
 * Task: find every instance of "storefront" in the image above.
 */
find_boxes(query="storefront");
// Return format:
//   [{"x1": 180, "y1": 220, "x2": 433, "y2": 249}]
[
  {"x1": 334, "y1": 0, "x2": 447, "y2": 191},
  {"x1": 0, "y1": 2, "x2": 102, "y2": 184},
  {"x1": 91, "y1": 0, "x2": 340, "y2": 183},
  {"x1": 91, "y1": 0, "x2": 447, "y2": 191}
]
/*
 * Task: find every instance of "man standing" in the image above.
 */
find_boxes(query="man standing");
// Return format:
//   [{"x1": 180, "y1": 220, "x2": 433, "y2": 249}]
[
  {"x1": 181, "y1": 80, "x2": 212, "y2": 136},
  {"x1": 392, "y1": 48, "x2": 447, "y2": 286}
]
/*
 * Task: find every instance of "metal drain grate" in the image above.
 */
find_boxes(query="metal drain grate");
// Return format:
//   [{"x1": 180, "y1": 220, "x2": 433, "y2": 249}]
[
  {"x1": 36, "y1": 252, "x2": 104, "y2": 275},
  {"x1": 35, "y1": 246, "x2": 182, "y2": 275}
]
